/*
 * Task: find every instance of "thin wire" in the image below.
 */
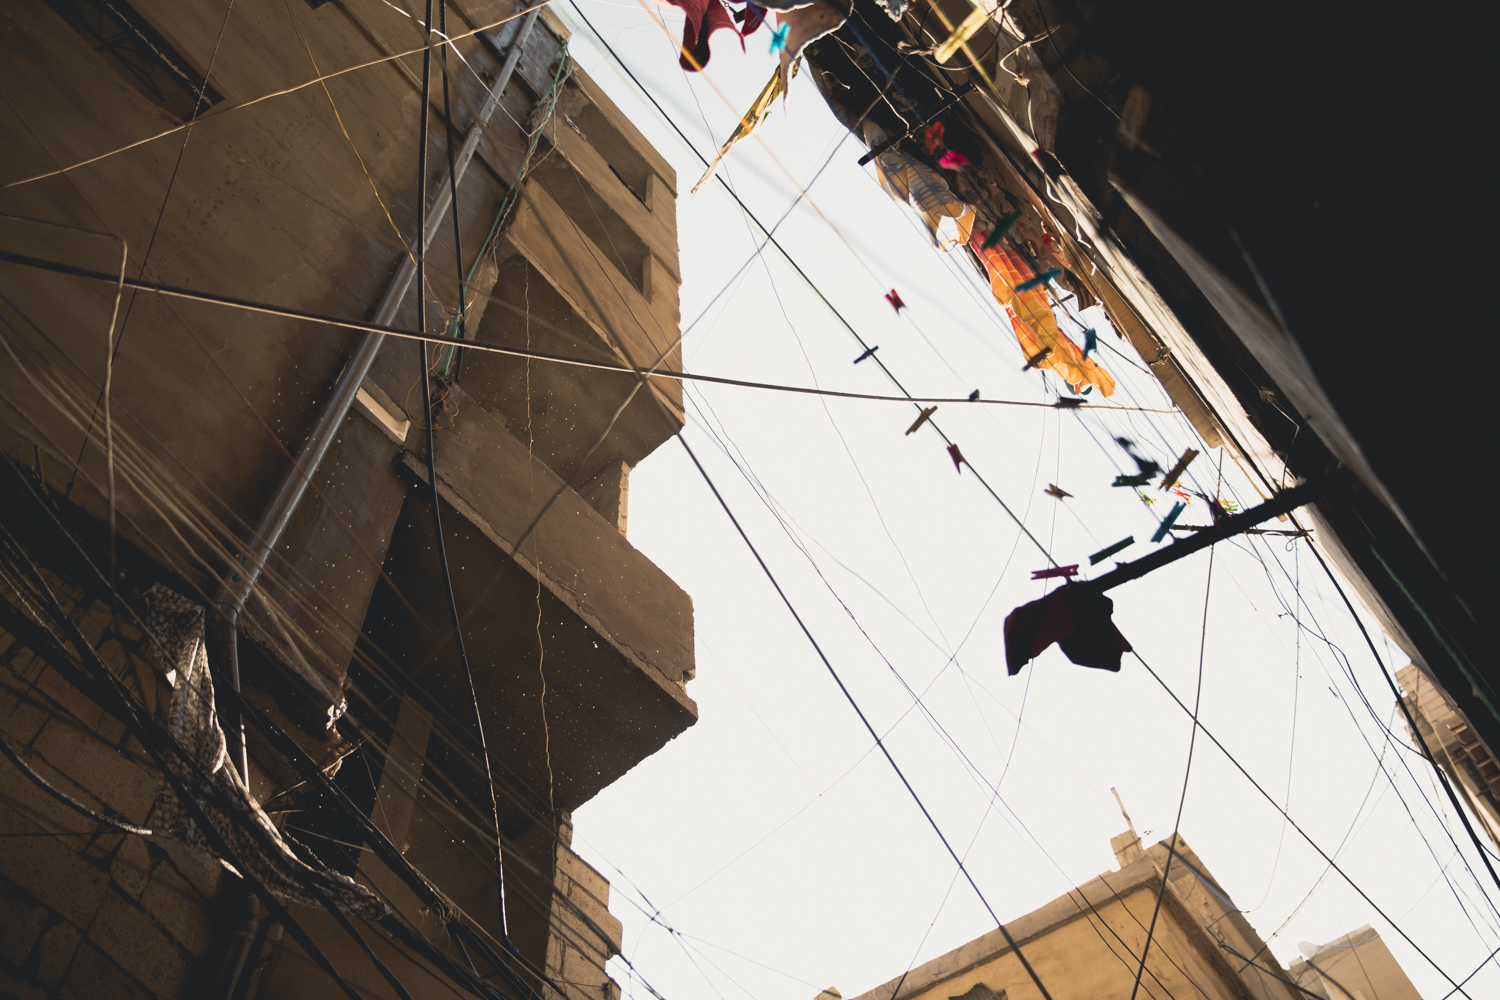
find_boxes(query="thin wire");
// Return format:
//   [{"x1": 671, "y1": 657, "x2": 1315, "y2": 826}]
[
  {"x1": 677, "y1": 435, "x2": 1056, "y2": 1000},
  {"x1": 1129, "y1": 509, "x2": 1217, "y2": 1000},
  {"x1": 2, "y1": 1, "x2": 560, "y2": 189},
  {"x1": 1132, "y1": 649, "x2": 1471, "y2": 994}
]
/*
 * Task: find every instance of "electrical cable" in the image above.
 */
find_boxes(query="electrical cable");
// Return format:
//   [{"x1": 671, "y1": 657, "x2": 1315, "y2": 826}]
[
  {"x1": 1132, "y1": 649, "x2": 1471, "y2": 995},
  {"x1": 1129, "y1": 520, "x2": 1216, "y2": 1000},
  {"x1": 678, "y1": 434, "x2": 1057, "y2": 1000},
  {"x1": 416, "y1": 0, "x2": 514, "y2": 945}
]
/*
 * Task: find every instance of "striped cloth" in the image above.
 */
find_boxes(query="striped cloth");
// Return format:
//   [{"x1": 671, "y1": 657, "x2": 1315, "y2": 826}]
[{"x1": 863, "y1": 122, "x2": 975, "y2": 250}]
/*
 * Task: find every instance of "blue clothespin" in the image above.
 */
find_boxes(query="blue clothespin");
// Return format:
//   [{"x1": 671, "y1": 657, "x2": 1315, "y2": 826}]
[
  {"x1": 1151, "y1": 502, "x2": 1186, "y2": 543},
  {"x1": 770, "y1": 23, "x2": 789, "y2": 54},
  {"x1": 1014, "y1": 268, "x2": 1063, "y2": 292},
  {"x1": 968, "y1": 389, "x2": 980, "y2": 401},
  {"x1": 1082, "y1": 327, "x2": 1098, "y2": 359},
  {"x1": 854, "y1": 345, "x2": 879, "y2": 364},
  {"x1": 1113, "y1": 471, "x2": 1153, "y2": 487}
]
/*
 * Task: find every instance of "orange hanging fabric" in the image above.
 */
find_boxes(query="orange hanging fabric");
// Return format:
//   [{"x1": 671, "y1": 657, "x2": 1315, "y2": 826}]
[{"x1": 970, "y1": 231, "x2": 1116, "y2": 396}]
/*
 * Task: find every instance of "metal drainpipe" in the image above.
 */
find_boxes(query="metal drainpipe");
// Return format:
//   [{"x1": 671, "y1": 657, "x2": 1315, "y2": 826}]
[{"x1": 209, "y1": 11, "x2": 542, "y2": 998}]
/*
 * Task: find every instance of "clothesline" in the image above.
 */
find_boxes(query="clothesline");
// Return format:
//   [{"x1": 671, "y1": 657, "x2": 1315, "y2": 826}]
[{"x1": 0, "y1": 249, "x2": 1180, "y2": 414}]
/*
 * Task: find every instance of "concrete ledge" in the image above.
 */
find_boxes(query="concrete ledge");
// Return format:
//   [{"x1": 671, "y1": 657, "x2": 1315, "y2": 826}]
[{"x1": 401, "y1": 384, "x2": 695, "y2": 708}]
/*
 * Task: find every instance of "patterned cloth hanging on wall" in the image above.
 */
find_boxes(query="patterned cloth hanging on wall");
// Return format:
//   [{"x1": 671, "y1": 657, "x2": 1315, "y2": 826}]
[
  {"x1": 970, "y1": 230, "x2": 1117, "y2": 396},
  {"x1": 861, "y1": 121, "x2": 976, "y2": 250}
]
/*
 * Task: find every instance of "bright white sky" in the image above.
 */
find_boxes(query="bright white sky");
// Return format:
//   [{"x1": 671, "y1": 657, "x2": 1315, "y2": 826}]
[{"x1": 551, "y1": 4, "x2": 1500, "y2": 998}]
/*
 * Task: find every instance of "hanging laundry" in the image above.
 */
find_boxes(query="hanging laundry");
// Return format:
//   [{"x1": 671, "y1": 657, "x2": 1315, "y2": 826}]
[
  {"x1": 923, "y1": 121, "x2": 945, "y2": 154},
  {"x1": 1113, "y1": 471, "x2": 1153, "y2": 487},
  {"x1": 1089, "y1": 537, "x2": 1134, "y2": 564},
  {"x1": 981, "y1": 210, "x2": 1021, "y2": 249},
  {"x1": 1082, "y1": 327, "x2": 1098, "y2": 359},
  {"x1": 863, "y1": 121, "x2": 976, "y2": 250},
  {"x1": 1151, "y1": 502, "x2": 1186, "y2": 543},
  {"x1": 969, "y1": 231, "x2": 1116, "y2": 395},
  {"x1": 1044, "y1": 483, "x2": 1072, "y2": 499},
  {"x1": 905, "y1": 406, "x2": 937, "y2": 435},
  {"x1": 662, "y1": 0, "x2": 749, "y2": 70},
  {"x1": 769, "y1": 22, "x2": 789, "y2": 52},
  {"x1": 885, "y1": 289, "x2": 906, "y2": 312},
  {"x1": 947, "y1": 443, "x2": 967, "y2": 472},
  {"x1": 853, "y1": 345, "x2": 879, "y2": 363},
  {"x1": 938, "y1": 150, "x2": 971, "y2": 170},
  {"x1": 1157, "y1": 448, "x2": 1199, "y2": 490},
  {"x1": 1014, "y1": 268, "x2": 1063, "y2": 292},
  {"x1": 691, "y1": 60, "x2": 796, "y2": 195},
  {"x1": 776, "y1": 2, "x2": 849, "y2": 94},
  {"x1": 968, "y1": 389, "x2": 981, "y2": 401},
  {"x1": 1022, "y1": 347, "x2": 1052, "y2": 371},
  {"x1": 1004, "y1": 585, "x2": 1132, "y2": 674},
  {"x1": 733, "y1": 1, "x2": 768, "y2": 35},
  {"x1": 1031, "y1": 564, "x2": 1079, "y2": 579}
]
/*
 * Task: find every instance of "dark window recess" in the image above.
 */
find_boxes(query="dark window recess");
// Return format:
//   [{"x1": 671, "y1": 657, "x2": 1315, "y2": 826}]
[
  {"x1": 45, "y1": 0, "x2": 223, "y2": 120},
  {"x1": 608, "y1": 163, "x2": 648, "y2": 207}
]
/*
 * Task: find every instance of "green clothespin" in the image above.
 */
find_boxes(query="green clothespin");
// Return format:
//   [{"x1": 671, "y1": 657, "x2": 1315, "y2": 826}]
[
  {"x1": 1090, "y1": 537, "x2": 1134, "y2": 565},
  {"x1": 1113, "y1": 471, "x2": 1153, "y2": 487},
  {"x1": 981, "y1": 211, "x2": 1022, "y2": 249},
  {"x1": 1151, "y1": 502, "x2": 1185, "y2": 543}
]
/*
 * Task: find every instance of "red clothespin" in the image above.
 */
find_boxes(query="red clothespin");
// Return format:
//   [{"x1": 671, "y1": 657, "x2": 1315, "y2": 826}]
[
  {"x1": 1031, "y1": 564, "x2": 1080, "y2": 580},
  {"x1": 923, "y1": 121, "x2": 946, "y2": 154},
  {"x1": 885, "y1": 289, "x2": 906, "y2": 313},
  {"x1": 938, "y1": 150, "x2": 971, "y2": 170},
  {"x1": 947, "y1": 443, "x2": 967, "y2": 473}
]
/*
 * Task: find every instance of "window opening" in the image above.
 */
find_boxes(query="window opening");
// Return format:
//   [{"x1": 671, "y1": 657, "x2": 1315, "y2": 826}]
[{"x1": 45, "y1": 0, "x2": 223, "y2": 120}]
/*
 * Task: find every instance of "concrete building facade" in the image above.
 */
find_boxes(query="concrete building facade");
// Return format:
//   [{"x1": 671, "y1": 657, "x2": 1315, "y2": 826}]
[
  {"x1": 0, "y1": 1, "x2": 692, "y2": 997},
  {"x1": 835, "y1": 831, "x2": 1307, "y2": 1000},
  {"x1": 1288, "y1": 927, "x2": 1422, "y2": 1000}
]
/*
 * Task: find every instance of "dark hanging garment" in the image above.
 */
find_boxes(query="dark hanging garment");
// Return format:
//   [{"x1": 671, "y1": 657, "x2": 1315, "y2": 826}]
[
  {"x1": 663, "y1": 0, "x2": 741, "y2": 70},
  {"x1": 1004, "y1": 586, "x2": 1132, "y2": 675}
]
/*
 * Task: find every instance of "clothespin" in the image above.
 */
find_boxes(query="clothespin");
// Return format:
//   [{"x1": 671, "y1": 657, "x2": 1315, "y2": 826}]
[
  {"x1": 981, "y1": 211, "x2": 1022, "y2": 249},
  {"x1": 1053, "y1": 397, "x2": 1085, "y2": 409},
  {"x1": 1044, "y1": 484, "x2": 1072, "y2": 499},
  {"x1": 885, "y1": 289, "x2": 906, "y2": 313},
  {"x1": 968, "y1": 389, "x2": 980, "y2": 401},
  {"x1": 905, "y1": 406, "x2": 937, "y2": 435},
  {"x1": 1022, "y1": 347, "x2": 1052, "y2": 371},
  {"x1": 1156, "y1": 448, "x2": 1199, "y2": 490},
  {"x1": 947, "y1": 443, "x2": 967, "y2": 473},
  {"x1": 938, "y1": 150, "x2": 971, "y2": 170},
  {"x1": 769, "y1": 22, "x2": 789, "y2": 54},
  {"x1": 1115, "y1": 437, "x2": 1159, "y2": 477},
  {"x1": 1170, "y1": 487, "x2": 1194, "y2": 504},
  {"x1": 1082, "y1": 327, "x2": 1098, "y2": 359},
  {"x1": 1136, "y1": 490, "x2": 1156, "y2": 506},
  {"x1": 1151, "y1": 502, "x2": 1186, "y2": 543},
  {"x1": 1014, "y1": 268, "x2": 1063, "y2": 292},
  {"x1": 1089, "y1": 537, "x2": 1134, "y2": 565},
  {"x1": 853, "y1": 345, "x2": 879, "y2": 364},
  {"x1": 1113, "y1": 471, "x2": 1153, "y2": 487},
  {"x1": 923, "y1": 122, "x2": 946, "y2": 155},
  {"x1": 1031, "y1": 564, "x2": 1080, "y2": 580}
]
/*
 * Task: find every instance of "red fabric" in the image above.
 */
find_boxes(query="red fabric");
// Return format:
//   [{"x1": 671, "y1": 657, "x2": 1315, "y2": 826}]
[
  {"x1": 947, "y1": 443, "x2": 967, "y2": 472},
  {"x1": 664, "y1": 0, "x2": 743, "y2": 70},
  {"x1": 1004, "y1": 587, "x2": 1131, "y2": 675}
]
